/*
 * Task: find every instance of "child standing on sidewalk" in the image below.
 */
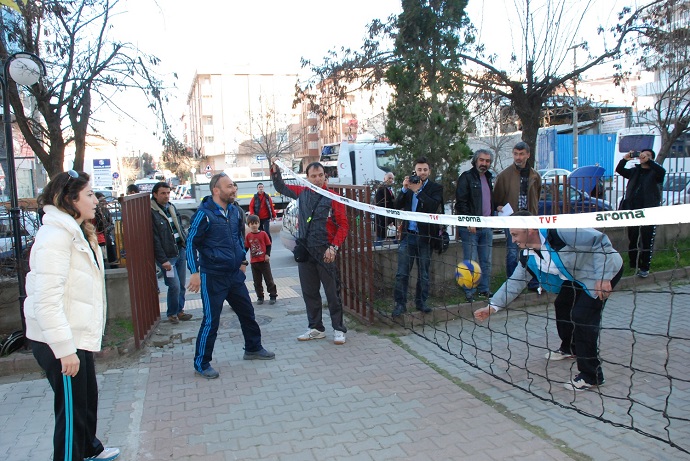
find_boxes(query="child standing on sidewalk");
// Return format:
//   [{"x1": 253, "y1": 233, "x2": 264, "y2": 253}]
[{"x1": 245, "y1": 214, "x2": 278, "y2": 304}]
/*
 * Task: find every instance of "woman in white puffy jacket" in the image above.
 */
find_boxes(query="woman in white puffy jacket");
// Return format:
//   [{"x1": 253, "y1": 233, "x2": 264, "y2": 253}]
[{"x1": 25, "y1": 170, "x2": 120, "y2": 461}]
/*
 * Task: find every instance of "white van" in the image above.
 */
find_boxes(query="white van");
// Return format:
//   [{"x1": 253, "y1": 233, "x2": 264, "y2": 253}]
[
  {"x1": 322, "y1": 140, "x2": 399, "y2": 185},
  {"x1": 615, "y1": 125, "x2": 690, "y2": 173}
]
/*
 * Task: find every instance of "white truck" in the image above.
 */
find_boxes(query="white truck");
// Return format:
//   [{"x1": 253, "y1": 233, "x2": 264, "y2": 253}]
[
  {"x1": 321, "y1": 140, "x2": 399, "y2": 186},
  {"x1": 171, "y1": 176, "x2": 290, "y2": 230}
]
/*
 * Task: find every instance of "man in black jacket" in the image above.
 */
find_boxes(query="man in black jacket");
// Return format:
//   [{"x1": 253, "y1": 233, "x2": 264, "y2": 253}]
[
  {"x1": 455, "y1": 149, "x2": 495, "y2": 302},
  {"x1": 392, "y1": 157, "x2": 444, "y2": 317},
  {"x1": 615, "y1": 148, "x2": 666, "y2": 277},
  {"x1": 151, "y1": 182, "x2": 192, "y2": 324}
]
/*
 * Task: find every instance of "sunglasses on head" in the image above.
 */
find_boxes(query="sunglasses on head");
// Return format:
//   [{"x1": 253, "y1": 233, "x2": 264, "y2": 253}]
[{"x1": 209, "y1": 172, "x2": 232, "y2": 190}]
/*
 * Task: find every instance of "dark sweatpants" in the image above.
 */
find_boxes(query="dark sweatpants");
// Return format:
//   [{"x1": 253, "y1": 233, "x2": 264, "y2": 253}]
[
  {"x1": 553, "y1": 268, "x2": 623, "y2": 384},
  {"x1": 298, "y1": 256, "x2": 347, "y2": 333},
  {"x1": 32, "y1": 342, "x2": 105, "y2": 461},
  {"x1": 627, "y1": 225, "x2": 656, "y2": 272},
  {"x1": 251, "y1": 260, "x2": 277, "y2": 300},
  {"x1": 194, "y1": 271, "x2": 263, "y2": 372}
]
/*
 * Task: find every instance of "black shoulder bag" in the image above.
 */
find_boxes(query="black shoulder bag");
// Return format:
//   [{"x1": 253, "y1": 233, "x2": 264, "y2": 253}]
[{"x1": 293, "y1": 195, "x2": 323, "y2": 262}]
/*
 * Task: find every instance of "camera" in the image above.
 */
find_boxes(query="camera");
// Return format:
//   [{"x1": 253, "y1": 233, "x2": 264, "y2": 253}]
[
  {"x1": 630, "y1": 151, "x2": 640, "y2": 158},
  {"x1": 409, "y1": 173, "x2": 421, "y2": 184}
]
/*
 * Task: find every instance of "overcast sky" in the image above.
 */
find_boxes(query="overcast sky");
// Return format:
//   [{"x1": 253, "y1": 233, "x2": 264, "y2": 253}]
[{"x1": 103, "y1": 0, "x2": 637, "y2": 156}]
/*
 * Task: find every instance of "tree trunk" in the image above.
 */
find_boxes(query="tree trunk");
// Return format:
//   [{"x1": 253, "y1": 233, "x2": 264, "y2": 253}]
[{"x1": 511, "y1": 86, "x2": 545, "y2": 169}]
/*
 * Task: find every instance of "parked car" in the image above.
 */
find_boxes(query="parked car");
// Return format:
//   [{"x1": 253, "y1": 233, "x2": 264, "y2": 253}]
[
  {"x1": 538, "y1": 183, "x2": 612, "y2": 215},
  {"x1": 537, "y1": 168, "x2": 571, "y2": 180},
  {"x1": 568, "y1": 165, "x2": 607, "y2": 199},
  {"x1": 0, "y1": 210, "x2": 39, "y2": 276},
  {"x1": 661, "y1": 174, "x2": 690, "y2": 205},
  {"x1": 279, "y1": 199, "x2": 298, "y2": 251}
]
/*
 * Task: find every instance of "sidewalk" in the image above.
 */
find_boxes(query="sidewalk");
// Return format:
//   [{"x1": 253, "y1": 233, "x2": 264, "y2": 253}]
[
  {"x1": 1, "y1": 274, "x2": 574, "y2": 461},
  {"x1": 1, "y1": 275, "x2": 688, "y2": 460}
]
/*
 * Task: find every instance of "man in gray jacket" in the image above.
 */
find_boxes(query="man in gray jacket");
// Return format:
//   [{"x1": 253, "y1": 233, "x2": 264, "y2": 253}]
[
  {"x1": 151, "y1": 182, "x2": 192, "y2": 324},
  {"x1": 474, "y1": 211, "x2": 623, "y2": 391}
]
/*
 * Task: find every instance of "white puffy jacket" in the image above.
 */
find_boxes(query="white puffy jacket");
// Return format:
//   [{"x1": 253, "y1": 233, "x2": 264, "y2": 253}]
[{"x1": 24, "y1": 205, "x2": 107, "y2": 358}]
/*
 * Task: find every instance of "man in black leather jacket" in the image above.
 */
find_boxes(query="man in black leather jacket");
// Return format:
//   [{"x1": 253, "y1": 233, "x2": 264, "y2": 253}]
[{"x1": 455, "y1": 149, "x2": 495, "y2": 301}]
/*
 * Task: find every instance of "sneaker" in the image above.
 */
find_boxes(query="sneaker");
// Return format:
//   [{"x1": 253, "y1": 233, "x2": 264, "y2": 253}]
[
  {"x1": 465, "y1": 294, "x2": 475, "y2": 303},
  {"x1": 477, "y1": 291, "x2": 492, "y2": 298},
  {"x1": 86, "y1": 447, "x2": 121, "y2": 460},
  {"x1": 297, "y1": 328, "x2": 326, "y2": 341},
  {"x1": 544, "y1": 349, "x2": 576, "y2": 361},
  {"x1": 416, "y1": 305, "x2": 432, "y2": 313},
  {"x1": 243, "y1": 348, "x2": 276, "y2": 360},
  {"x1": 256, "y1": 299, "x2": 264, "y2": 305},
  {"x1": 392, "y1": 305, "x2": 406, "y2": 317},
  {"x1": 637, "y1": 270, "x2": 649, "y2": 278},
  {"x1": 334, "y1": 330, "x2": 346, "y2": 345},
  {"x1": 269, "y1": 298, "x2": 277, "y2": 305},
  {"x1": 195, "y1": 366, "x2": 219, "y2": 379},
  {"x1": 167, "y1": 315, "x2": 179, "y2": 324},
  {"x1": 564, "y1": 374, "x2": 604, "y2": 391},
  {"x1": 177, "y1": 311, "x2": 192, "y2": 321}
]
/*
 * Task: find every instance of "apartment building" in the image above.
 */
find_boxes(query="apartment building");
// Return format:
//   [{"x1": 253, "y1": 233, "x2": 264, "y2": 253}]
[{"x1": 185, "y1": 71, "x2": 301, "y2": 178}]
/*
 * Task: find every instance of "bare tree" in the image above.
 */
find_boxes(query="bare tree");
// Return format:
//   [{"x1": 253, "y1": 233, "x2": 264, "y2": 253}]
[
  {"x1": 299, "y1": 0, "x2": 661, "y2": 168},
  {"x1": 1, "y1": 0, "x2": 173, "y2": 178},
  {"x1": 619, "y1": 0, "x2": 690, "y2": 163},
  {"x1": 237, "y1": 102, "x2": 302, "y2": 166}
]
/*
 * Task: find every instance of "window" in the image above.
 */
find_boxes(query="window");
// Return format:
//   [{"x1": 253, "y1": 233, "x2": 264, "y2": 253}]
[
  {"x1": 204, "y1": 136, "x2": 214, "y2": 143},
  {"x1": 619, "y1": 135, "x2": 655, "y2": 152},
  {"x1": 375, "y1": 148, "x2": 399, "y2": 173},
  {"x1": 203, "y1": 116, "x2": 213, "y2": 126}
]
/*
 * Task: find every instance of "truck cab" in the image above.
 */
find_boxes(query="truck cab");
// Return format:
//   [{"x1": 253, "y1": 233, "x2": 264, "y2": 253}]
[
  {"x1": 171, "y1": 176, "x2": 290, "y2": 231},
  {"x1": 322, "y1": 140, "x2": 399, "y2": 185}
]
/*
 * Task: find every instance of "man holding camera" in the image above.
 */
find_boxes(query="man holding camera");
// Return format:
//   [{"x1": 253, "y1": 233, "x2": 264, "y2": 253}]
[
  {"x1": 392, "y1": 157, "x2": 444, "y2": 317},
  {"x1": 615, "y1": 149, "x2": 666, "y2": 277}
]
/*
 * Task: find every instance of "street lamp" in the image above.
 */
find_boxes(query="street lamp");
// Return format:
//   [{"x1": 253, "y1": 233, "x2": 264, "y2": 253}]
[{"x1": 1, "y1": 52, "x2": 46, "y2": 341}]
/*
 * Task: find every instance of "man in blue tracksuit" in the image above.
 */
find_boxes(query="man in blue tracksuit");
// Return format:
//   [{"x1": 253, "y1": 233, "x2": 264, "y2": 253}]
[
  {"x1": 187, "y1": 173, "x2": 275, "y2": 379},
  {"x1": 474, "y1": 211, "x2": 623, "y2": 391}
]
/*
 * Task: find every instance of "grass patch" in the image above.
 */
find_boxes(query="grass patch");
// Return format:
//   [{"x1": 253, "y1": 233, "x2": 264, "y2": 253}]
[{"x1": 103, "y1": 318, "x2": 134, "y2": 348}]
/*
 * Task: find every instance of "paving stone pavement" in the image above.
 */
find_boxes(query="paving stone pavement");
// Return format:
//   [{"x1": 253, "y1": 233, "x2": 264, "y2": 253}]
[{"x1": 2, "y1": 275, "x2": 689, "y2": 460}]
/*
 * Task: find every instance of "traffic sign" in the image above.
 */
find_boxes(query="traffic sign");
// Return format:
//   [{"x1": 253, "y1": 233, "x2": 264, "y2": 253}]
[
  {"x1": 205, "y1": 171, "x2": 212, "y2": 179},
  {"x1": 205, "y1": 164, "x2": 212, "y2": 171},
  {"x1": 112, "y1": 172, "x2": 119, "y2": 179}
]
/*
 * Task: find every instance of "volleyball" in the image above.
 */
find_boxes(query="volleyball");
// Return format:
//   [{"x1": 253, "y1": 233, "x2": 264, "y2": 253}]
[{"x1": 455, "y1": 260, "x2": 481, "y2": 289}]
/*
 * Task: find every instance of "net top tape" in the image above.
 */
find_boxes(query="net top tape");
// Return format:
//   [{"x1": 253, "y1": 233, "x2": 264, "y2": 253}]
[{"x1": 274, "y1": 161, "x2": 690, "y2": 229}]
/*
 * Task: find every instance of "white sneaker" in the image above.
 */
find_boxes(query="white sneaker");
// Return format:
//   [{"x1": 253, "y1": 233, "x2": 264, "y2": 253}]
[
  {"x1": 297, "y1": 328, "x2": 326, "y2": 341},
  {"x1": 86, "y1": 447, "x2": 121, "y2": 460},
  {"x1": 544, "y1": 349, "x2": 576, "y2": 361},
  {"x1": 334, "y1": 330, "x2": 346, "y2": 345}
]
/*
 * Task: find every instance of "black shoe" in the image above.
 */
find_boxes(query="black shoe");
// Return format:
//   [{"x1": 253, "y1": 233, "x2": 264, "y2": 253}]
[
  {"x1": 416, "y1": 305, "x2": 432, "y2": 313},
  {"x1": 392, "y1": 304, "x2": 406, "y2": 317},
  {"x1": 477, "y1": 291, "x2": 492, "y2": 298},
  {"x1": 243, "y1": 348, "x2": 275, "y2": 360},
  {"x1": 465, "y1": 294, "x2": 474, "y2": 303},
  {"x1": 256, "y1": 299, "x2": 264, "y2": 305}
]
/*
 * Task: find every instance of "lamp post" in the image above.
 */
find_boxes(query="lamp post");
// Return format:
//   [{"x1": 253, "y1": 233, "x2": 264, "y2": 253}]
[{"x1": 1, "y1": 52, "x2": 46, "y2": 340}]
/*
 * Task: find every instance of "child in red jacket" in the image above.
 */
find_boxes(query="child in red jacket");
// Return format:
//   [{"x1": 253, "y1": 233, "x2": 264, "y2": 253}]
[{"x1": 245, "y1": 214, "x2": 277, "y2": 304}]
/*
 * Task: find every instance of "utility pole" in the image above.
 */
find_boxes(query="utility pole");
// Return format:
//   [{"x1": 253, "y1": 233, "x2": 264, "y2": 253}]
[{"x1": 569, "y1": 42, "x2": 585, "y2": 170}]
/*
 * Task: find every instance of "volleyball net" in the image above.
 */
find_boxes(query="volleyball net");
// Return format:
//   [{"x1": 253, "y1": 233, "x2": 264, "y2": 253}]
[{"x1": 275, "y1": 161, "x2": 690, "y2": 454}]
